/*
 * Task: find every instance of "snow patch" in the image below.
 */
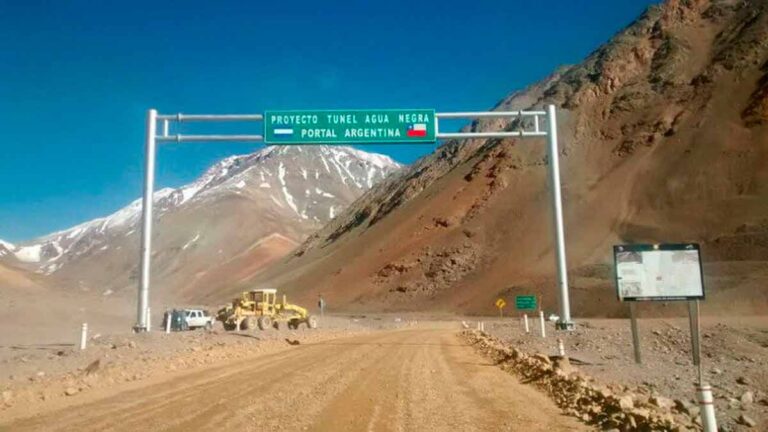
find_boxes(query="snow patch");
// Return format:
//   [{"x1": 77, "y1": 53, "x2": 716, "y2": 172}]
[
  {"x1": 235, "y1": 180, "x2": 246, "y2": 189},
  {"x1": 43, "y1": 263, "x2": 61, "y2": 275},
  {"x1": 278, "y1": 162, "x2": 300, "y2": 216},
  {"x1": 15, "y1": 245, "x2": 42, "y2": 263},
  {"x1": 320, "y1": 156, "x2": 331, "y2": 173},
  {"x1": 329, "y1": 206, "x2": 336, "y2": 219},
  {"x1": 259, "y1": 182, "x2": 271, "y2": 188},
  {"x1": 315, "y1": 188, "x2": 335, "y2": 198},
  {"x1": 182, "y1": 232, "x2": 200, "y2": 250},
  {"x1": 341, "y1": 146, "x2": 399, "y2": 169}
]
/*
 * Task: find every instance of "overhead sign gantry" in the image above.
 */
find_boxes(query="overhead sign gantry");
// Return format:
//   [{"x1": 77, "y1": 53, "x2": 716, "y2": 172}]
[{"x1": 134, "y1": 105, "x2": 575, "y2": 332}]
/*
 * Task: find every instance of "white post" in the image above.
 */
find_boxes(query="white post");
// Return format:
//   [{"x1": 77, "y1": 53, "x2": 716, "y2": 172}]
[
  {"x1": 79, "y1": 323, "x2": 88, "y2": 350},
  {"x1": 136, "y1": 109, "x2": 157, "y2": 332},
  {"x1": 539, "y1": 310, "x2": 546, "y2": 338},
  {"x1": 480, "y1": 322, "x2": 485, "y2": 332},
  {"x1": 557, "y1": 338, "x2": 565, "y2": 357},
  {"x1": 165, "y1": 310, "x2": 171, "y2": 334},
  {"x1": 545, "y1": 105, "x2": 574, "y2": 330},
  {"x1": 697, "y1": 383, "x2": 718, "y2": 432},
  {"x1": 524, "y1": 314, "x2": 530, "y2": 333}
]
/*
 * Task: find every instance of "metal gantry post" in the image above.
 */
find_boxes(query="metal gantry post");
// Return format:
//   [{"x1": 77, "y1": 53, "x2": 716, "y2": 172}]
[
  {"x1": 545, "y1": 104, "x2": 574, "y2": 330},
  {"x1": 135, "y1": 109, "x2": 157, "y2": 332}
]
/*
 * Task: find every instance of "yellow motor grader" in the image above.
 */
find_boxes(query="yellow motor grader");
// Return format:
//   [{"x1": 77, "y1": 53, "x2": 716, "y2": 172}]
[{"x1": 216, "y1": 288, "x2": 318, "y2": 331}]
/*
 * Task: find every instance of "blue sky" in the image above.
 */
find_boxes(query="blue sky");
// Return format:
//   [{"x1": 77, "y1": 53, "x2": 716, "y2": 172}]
[{"x1": 0, "y1": 0, "x2": 656, "y2": 242}]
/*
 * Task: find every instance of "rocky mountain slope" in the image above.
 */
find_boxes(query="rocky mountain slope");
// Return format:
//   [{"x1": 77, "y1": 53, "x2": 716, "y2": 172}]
[
  {"x1": 1, "y1": 146, "x2": 400, "y2": 305},
  {"x1": 250, "y1": 0, "x2": 768, "y2": 317}
]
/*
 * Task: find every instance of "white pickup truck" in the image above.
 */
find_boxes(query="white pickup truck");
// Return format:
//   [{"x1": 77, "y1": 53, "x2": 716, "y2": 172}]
[{"x1": 184, "y1": 309, "x2": 215, "y2": 330}]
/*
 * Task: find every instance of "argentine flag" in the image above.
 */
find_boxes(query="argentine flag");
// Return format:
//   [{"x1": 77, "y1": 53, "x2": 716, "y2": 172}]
[{"x1": 274, "y1": 128, "x2": 294, "y2": 137}]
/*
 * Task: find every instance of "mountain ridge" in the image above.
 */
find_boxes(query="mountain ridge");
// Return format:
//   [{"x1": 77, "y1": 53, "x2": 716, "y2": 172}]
[
  {"x1": 1, "y1": 145, "x2": 402, "y2": 305},
  {"x1": 247, "y1": 0, "x2": 768, "y2": 316}
]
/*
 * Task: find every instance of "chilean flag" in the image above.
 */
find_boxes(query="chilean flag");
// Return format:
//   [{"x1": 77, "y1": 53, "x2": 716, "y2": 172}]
[{"x1": 406, "y1": 123, "x2": 427, "y2": 137}]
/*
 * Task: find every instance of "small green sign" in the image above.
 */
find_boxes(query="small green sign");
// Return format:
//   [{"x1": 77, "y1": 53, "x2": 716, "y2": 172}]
[
  {"x1": 515, "y1": 295, "x2": 537, "y2": 311},
  {"x1": 263, "y1": 109, "x2": 436, "y2": 144}
]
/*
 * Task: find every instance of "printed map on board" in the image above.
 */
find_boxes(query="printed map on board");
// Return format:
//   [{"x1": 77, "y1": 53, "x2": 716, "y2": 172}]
[{"x1": 615, "y1": 249, "x2": 703, "y2": 300}]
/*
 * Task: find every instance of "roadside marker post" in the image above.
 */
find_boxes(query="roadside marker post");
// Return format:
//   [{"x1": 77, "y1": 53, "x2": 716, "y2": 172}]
[
  {"x1": 539, "y1": 310, "x2": 546, "y2": 338},
  {"x1": 697, "y1": 383, "x2": 718, "y2": 432},
  {"x1": 134, "y1": 106, "x2": 575, "y2": 332},
  {"x1": 165, "y1": 310, "x2": 171, "y2": 334},
  {"x1": 79, "y1": 323, "x2": 88, "y2": 350},
  {"x1": 523, "y1": 314, "x2": 530, "y2": 333},
  {"x1": 557, "y1": 338, "x2": 565, "y2": 357}
]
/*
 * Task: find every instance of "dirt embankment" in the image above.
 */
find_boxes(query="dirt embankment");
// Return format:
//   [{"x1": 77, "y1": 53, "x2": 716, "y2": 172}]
[{"x1": 475, "y1": 316, "x2": 768, "y2": 431}]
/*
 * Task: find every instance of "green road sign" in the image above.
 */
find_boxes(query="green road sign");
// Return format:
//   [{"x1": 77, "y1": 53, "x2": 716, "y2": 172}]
[
  {"x1": 515, "y1": 295, "x2": 537, "y2": 311},
  {"x1": 264, "y1": 109, "x2": 436, "y2": 144}
]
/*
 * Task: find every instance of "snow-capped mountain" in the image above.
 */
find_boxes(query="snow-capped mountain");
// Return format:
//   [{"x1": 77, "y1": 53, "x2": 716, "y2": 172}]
[
  {"x1": 0, "y1": 239, "x2": 15, "y2": 259},
  {"x1": 2, "y1": 145, "x2": 400, "y2": 302}
]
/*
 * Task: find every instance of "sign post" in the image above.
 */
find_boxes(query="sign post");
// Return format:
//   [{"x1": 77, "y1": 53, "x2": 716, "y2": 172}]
[
  {"x1": 515, "y1": 295, "x2": 537, "y2": 336},
  {"x1": 614, "y1": 243, "x2": 706, "y2": 365},
  {"x1": 629, "y1": 302, "x2": 642, "y2": 364},
  {"x1": 614, "y1": 243, "x2": 715, "y2": 430},
  {"x1": 495, "y1": 298, "x2": 506, "y2": 318},
  {"x1": 688, "y1": 300, "x2": 701, "y2": 368}
]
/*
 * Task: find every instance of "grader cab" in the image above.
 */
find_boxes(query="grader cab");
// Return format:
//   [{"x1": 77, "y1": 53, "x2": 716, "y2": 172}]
[{"x1": 217, "y1": 288, "x2": 318, "y2": 331}]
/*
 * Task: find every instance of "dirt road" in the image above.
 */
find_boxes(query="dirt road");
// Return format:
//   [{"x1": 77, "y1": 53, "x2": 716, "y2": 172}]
[{"x1": 0, "y1": 327, "x2": 586, "y2": 432}]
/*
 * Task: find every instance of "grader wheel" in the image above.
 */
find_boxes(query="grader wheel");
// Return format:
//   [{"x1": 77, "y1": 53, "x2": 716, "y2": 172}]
[
  {"x1": 242, "y1": 316, "x2": 257, "y2": 330},
  {"x1": 257, "y1": 316, "x2": 272, "y2": 330}
]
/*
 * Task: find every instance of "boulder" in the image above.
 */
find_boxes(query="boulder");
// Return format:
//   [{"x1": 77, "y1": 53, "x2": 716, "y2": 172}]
[
  {"x1": 740, "y1": 391, "x2": 754, "y2": 405},
  {"x1": 618, "y1": 395, "x2": 635, "y2": 410},
  {"x1": 650, "y1": 395, "x2": 675, "y2": 410},
  {"x1": 737, "y1": 414, "x2": 756, "y2": 428}
]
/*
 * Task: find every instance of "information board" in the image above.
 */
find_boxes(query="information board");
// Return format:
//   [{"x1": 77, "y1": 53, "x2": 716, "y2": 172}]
[
  {"x1": 613, "y1": 244, "x2": 705, "y2": 301},
  {"x1": 263, "y1": 109, "x2": 436, "y2": 144}
]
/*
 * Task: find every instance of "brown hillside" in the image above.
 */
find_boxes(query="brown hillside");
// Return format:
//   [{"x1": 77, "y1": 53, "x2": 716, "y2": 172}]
[{"x1": 250, "y1": 0, "x2": 768, "y2": 317}]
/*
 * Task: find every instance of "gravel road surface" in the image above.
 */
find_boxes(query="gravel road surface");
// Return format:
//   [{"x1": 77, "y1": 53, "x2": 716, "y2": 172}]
[{"x1": 1, "y1": 327, "x2": 586, "y2": 431}]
